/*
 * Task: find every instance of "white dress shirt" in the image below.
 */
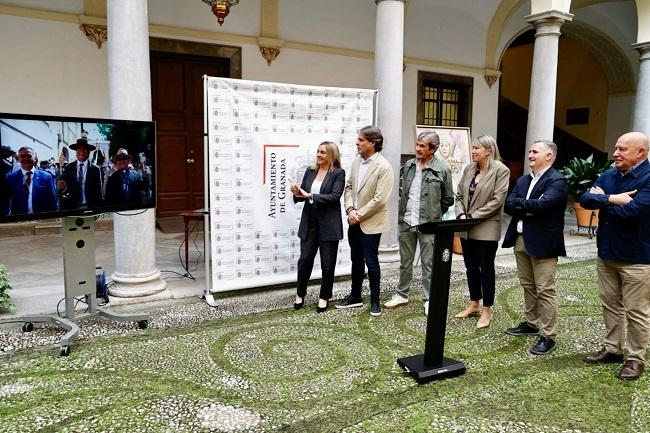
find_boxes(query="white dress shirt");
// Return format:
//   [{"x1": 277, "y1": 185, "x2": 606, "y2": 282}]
[{"x1": 517, "y1": 166, "x2": 551, "y2": 234}]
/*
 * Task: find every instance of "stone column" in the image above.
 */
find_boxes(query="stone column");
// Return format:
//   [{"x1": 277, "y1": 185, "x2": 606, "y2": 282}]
[
  {"x1": 524, "y1": 11, "x2": 573, "y2": 171},
  {"x1": 107, "y1": 0, "x2": 167, "y2": 300},
  {"x1": 374, "y1": 0, "x2": 405, "y2": 264},
  {"x1": 633, "y1": 42, "x2": 650, "y2": 135}
]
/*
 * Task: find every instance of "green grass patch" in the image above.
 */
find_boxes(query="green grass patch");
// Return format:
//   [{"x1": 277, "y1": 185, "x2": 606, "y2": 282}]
[{"x1": 0, "y1": 259, "x2": 648, "y2": 433}]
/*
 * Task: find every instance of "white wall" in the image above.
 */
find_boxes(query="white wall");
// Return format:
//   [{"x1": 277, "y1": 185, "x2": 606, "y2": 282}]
[
  {"x1": 405, "y1": 0, "x2": 501, "y2": 68},
  {"x1": 605, "y1": 94, "x2": 635, "y2": 156},
  {"x1": 241, "y1": 45, "x2": 374, "y2": 90},
  {"x1": 278, "y1": 0, "x2": 375, "y2": 52},
  {"x1": 0, "y1": 0, "x2": 82, "y2": 14},
  {"x1": 149, "y1": 0, "x2": 261, "y2": 36},
  {"x1": 401, "y1": 64, "x2": 499, "y2": 155},
  {"x1": 497, "y1": 1, "x2": 533, "y2": 64},
  {"x1": 0, "y1": 15, "x2": 109, "y2": 118},
  {"x1": 638, "y1": 0, "x2": 650, "y2": 43},
  {"x1": 573, "y1": 2, "x2": 639, "y2": 82}
]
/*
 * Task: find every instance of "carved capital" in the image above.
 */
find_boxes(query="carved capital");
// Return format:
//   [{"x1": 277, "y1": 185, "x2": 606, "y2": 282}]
[
  {"x1": 632, "y1": 41, "x2": 650, "y2": 61},
  {"x1": 483, "y1": 74, "x2": 499, "y2": 89},
  {"x1": 525, "y1": 10, "x2": 573, "y2": 37},
  {"x1": 259, "y1": 46, "x2": 280, "y2": 66},
  {"x1": 483, "y1": 69, "x2": 501, "y2": 88},
  {"x1": 79, "y1": 24, "x2": 107, "y2": 49}
]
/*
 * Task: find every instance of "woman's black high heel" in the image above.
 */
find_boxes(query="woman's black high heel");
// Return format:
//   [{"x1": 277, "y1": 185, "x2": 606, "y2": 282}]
[
  {"x1": 316, "y1": 299, "x2": 328, "y2": 313},
  {"x1": 294, "y1": 297, "x2": 304, "y2": 310}
]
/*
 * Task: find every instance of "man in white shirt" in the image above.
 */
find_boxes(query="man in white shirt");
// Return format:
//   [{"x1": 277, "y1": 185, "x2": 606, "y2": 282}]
[
  {"x1": 58, "y1": 137, "x2": 103, "y2": 209},
  {"x1": 384, "y1": 131, "x2": 454, "y2": 315},
  {"x1": 336, "y1": 126, "x2": 394, "y2": 317},
  {"x1": 502, "y1": 141, "x2": 568, "y2": 355}
]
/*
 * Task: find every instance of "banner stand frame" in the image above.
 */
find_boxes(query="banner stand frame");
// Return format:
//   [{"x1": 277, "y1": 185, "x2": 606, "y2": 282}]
[
  {"x1": 201, "y1": 77, "x2": 377, "y2": 297},
  {"x1": 202, "y1": 75, "x2": 217, "y2": 306}
]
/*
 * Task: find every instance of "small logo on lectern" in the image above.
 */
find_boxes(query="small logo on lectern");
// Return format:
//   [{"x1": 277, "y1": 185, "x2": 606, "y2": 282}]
[{"x1": 442, "y1": 248, "x2": 451, "y2": 262}]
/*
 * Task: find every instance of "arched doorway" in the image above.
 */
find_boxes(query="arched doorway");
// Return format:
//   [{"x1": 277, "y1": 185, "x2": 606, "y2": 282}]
[{"x1": 498, "y1": 29, "x2": 610, "y2": 178}]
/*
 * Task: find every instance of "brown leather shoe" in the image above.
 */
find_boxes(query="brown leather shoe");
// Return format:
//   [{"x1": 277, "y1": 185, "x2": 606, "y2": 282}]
[
  {"x1": 618, "y1": 360, "x2": 644, "y2": 380},
  {"x1": 583, "y1": 348, "x2": 624, "y2": 364}
]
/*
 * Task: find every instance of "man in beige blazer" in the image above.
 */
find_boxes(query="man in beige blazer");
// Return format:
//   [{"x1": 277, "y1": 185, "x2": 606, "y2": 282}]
[{"x1": 335, "y1": 126, "x2": 394, "y2": 316}]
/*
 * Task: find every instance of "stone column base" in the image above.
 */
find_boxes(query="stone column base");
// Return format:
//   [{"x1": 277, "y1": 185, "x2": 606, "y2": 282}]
[
  {"x1": 379, "y1": 243, "x2": 400, "y2": 270},
  {"x1": 108, "y1": 286, "x2": 172, "y2": 306},
  {"x1": 109, "y1": 270, "x2": 168, "y2": 298}
]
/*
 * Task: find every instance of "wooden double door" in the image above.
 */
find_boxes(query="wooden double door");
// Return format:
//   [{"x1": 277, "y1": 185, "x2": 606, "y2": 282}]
[{"x1": 151, "y1": 51, "x2": 229, "y2": 217}]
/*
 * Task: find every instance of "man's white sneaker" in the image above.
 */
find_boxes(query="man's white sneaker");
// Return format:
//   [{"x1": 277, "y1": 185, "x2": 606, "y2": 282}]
[
  {"x1": 424, "y1": 301, "x2": 429, "y2": 316},
  {"x1": 384, "y1": 294, "x2": 409, "y2": 308}
]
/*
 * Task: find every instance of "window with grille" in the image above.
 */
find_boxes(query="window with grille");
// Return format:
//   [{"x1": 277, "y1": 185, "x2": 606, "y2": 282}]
[{"x1": 417, "y1": 72, "x2": 472, "y2": 127}]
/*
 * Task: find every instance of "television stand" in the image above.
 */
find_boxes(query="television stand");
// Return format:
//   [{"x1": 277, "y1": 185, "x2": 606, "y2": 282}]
[{"x1": 16, "y1": 216, "x2": 149, "y2": 356}]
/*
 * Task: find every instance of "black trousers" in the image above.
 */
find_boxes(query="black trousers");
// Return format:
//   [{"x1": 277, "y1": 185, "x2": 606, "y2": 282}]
[
  {"x1": 460, "y1": 238, "x2": 499, "y2": 307},
  {"x1": 296, "y1": 216, "x2": 339, "y2": 300},
  {"x1": 348, "y1": 224, "x2": 382, "y2": 304}
]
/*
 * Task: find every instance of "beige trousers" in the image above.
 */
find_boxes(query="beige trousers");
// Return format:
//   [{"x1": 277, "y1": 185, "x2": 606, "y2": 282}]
[
  {"x1": 597, "y1": 258, "x2": 650, "y2": 363},
  {"x1": 514, "y1": 235, "x2": 558, "y2": 339}
]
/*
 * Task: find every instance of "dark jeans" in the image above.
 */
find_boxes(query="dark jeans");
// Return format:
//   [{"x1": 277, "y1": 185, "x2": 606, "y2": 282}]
[
  {"x1": 460, "y1": 238, "x2": 498, "y2": 307},
  {"x1": 296, "y1": 217, "x2": 339, "y2": 300},
  {"x1": 348, "y1": 224, "x2": 382, "y2": 303}
]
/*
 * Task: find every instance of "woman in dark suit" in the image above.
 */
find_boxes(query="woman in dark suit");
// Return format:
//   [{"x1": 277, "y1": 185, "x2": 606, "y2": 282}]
[
  {"x1": 454, "y1": 135, "x2": 510, "y2": 328},
  {"x1": 291, "y1": 141, "x2": 345, "y2": 313}
]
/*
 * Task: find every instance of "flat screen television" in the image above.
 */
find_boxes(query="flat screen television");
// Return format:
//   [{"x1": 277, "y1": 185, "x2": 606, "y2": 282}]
[{"x1": 0, "y1": 113, "x2": 156, "y2": 223}]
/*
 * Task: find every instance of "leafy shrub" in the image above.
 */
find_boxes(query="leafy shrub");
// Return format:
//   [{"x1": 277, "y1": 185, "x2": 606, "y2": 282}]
[
  {"x1": 560, "y1": 154, "x2": 611, "y2": 199},
  {"x1": 0, "y1": 264, "x2": 16, "y2": 314}
]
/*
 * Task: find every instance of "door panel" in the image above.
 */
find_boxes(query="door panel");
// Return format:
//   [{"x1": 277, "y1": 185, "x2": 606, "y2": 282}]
[
  {"x1": 157, "y1": 136, "x2": 188, "y2": 192},
  {"x1": 151, "y1": 51, "x2": 229, "y2": 217},
  {"x1": 156, "y1": 116, "x2": 187, "y2": 132},
  {"x1": 153, "y1": 61, "x2": 186, "y2": 112}
]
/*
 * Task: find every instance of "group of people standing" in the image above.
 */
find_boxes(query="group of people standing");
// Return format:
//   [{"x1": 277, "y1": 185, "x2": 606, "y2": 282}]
[
  {"x1": 292, "y1": 125, "x2": 650, "y2": 381},
  {"x1": 291, "y1": 126, "x2": 393, "y2": 316},
  {"x1": 1, "y1": 137, "x2": 147, "y2": 217}
]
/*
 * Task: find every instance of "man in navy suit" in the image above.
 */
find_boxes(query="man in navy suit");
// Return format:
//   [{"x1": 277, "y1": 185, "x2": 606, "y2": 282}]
[
  {"x1": 502, "y1": 140, "x2": 568, "y2": 355},
  {"x1": 58, "y1": 137, "x2": 103, "y2": 209},
  {"x1": 4, "y1": 146, "x2": 58, "y2": 216}
]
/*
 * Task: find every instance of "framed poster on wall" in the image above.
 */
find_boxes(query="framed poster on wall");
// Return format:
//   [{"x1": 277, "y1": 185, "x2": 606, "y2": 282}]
[{"x1": 414, "y1": 125, "x2": 471, "y2": 219}]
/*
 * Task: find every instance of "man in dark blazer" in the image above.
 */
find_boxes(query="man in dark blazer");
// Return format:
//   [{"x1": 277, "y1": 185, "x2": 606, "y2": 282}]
[
  {"x1": 104, "y1": 148, "x2": 144, "y2": 207},
  {"x1": 58, "y1": 137, "x2": 103, "y2": 209},
  {"x1": 4, "y1": 146, "x2": 58, "y2": 216},
  {"x1": 502, "y1": 140, "x2": 568, "y2": 355}
]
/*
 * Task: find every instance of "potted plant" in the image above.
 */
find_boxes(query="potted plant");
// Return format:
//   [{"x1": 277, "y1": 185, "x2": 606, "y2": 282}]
[
  {"x1": 0, "y1": 264, "x2": 16, "y2": 314},
  {"x1": 560, "y1": 154, "x2": 611, "y2": 231}
]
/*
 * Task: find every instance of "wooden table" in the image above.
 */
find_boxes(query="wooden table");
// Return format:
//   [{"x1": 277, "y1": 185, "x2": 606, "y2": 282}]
[{"x1": 179, "y1": 210, "x2": 205, "y2": 273}]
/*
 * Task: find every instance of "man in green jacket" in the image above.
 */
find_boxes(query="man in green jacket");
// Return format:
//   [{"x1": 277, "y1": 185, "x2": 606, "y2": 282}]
[{"x1": 384, "y1": 130, "x2": 454, "y2": 315}]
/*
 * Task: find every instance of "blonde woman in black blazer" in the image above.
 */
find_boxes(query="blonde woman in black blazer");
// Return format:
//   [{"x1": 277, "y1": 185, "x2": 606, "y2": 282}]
[
  {"x1": 454, "y1": 135, "x2": 510, "y2": 328},
  {"x1": 291, "y1": 141, "x2": 345, "y2": 313}
]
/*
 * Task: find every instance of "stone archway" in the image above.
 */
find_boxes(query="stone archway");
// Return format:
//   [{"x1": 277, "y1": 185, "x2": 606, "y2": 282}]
[
  {"x1": 485, "y1": 0, "x2": 635, "y2": 72},
  {"x1": 496, "y1": 23, "x2": 627, "y2": 172}
]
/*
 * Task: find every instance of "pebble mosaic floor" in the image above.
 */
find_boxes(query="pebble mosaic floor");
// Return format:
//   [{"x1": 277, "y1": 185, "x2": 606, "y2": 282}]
[{"x1": 1, "y1": 260, "x2": 649, "y2": 433}]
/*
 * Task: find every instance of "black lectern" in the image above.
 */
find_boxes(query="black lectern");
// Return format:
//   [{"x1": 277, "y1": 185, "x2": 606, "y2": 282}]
[{"x1": 397, "y1": 218, "x2": 483, "y2": 383}]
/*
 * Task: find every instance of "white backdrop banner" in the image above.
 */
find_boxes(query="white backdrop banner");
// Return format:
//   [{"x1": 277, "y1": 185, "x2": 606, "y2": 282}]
[{"x1": 205, "y1": 77, "x2": 377, "y2": 291}]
